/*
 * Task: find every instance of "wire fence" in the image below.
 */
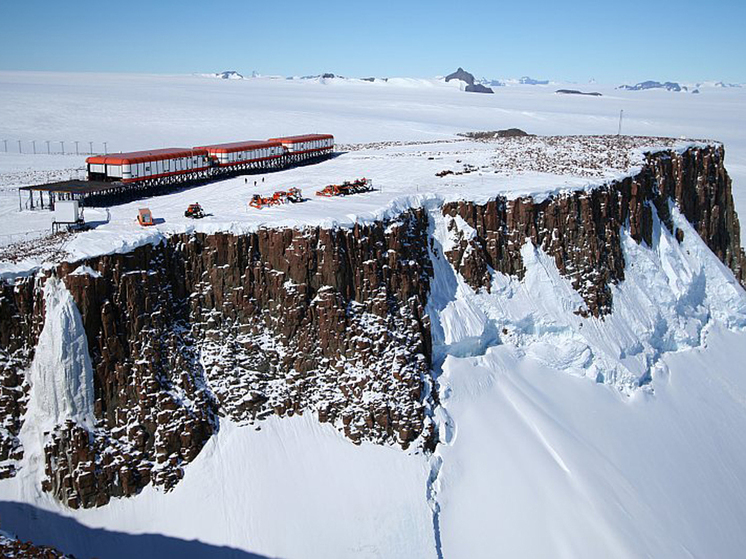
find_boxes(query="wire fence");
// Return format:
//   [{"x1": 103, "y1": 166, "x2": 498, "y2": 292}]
[{"x1": 1, "y1": 139, "x2": 112, "y2": 156}]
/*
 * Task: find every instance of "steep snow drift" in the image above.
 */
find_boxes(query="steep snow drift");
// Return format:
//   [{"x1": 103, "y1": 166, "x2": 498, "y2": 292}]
[
  {"x1": 434, "y1": 202, "x2": 746, "y2": 392},
  {"x1": 1, "y1": 415, "x2": 435, "y2": 559},
  {"x1": 426, "y1": 199, "x2": 746, "y2": 557},
  {"x1": 435, "y1": 326, "x2": 746, "y2": 559},
  {"x1": 26, "y1": 277, "x2": 95, "y2": 429},
  {"x1": 11, "y1": 276, "x2": 95, "y2": 495}
]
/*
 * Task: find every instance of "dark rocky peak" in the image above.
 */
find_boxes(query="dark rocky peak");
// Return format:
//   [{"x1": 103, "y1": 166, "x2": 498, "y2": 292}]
[
  {"x1": 445, "y1": 68, "x2": 494, "y2": 93},
  {"x1": 445, "y1": 67, "x2": 475, "y2": 86},
  {"x1": 215, "y1": 70, "x2": 243, "y2": 80}
]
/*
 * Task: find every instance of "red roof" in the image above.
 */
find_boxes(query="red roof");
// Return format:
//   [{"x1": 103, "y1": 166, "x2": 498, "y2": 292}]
[
  {"x1": 267, "y1": 134, "x2": 334, "y2": 144},
  {"x1": 87, "y1": 148, "x2": 208, "y2": 165},
  {"x1": 195, "y1": 140, "x2": 283, "y2": 154}
]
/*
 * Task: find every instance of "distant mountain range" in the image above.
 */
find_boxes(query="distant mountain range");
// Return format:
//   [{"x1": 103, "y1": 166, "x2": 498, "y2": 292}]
[
  {"x1": 618, "y1": 80, "x2": 744, "y2": 93},
  {"x1": 619, "y1": 80, "x2": 686, "y2": 92},
  {"x1": 201, "y1": 71, "x2": 743, "y2": 93}
]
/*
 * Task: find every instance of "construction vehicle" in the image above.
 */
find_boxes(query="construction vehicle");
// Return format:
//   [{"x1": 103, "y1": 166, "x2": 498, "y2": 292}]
[
  {"x1": 316, "y1": 178, "x2": 373, "y2": 197},
  {"x1": 184, "y1": 203, "x2": 205, "y2": 219},
  {"x1": 137, "y1": 208, "x2": 155, "y2": 226},
  {"x1": 249, "y1": 187, "x2": 303, "y2": 209}
]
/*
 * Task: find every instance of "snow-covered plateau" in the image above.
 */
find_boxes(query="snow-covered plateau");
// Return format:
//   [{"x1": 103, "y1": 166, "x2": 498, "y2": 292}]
[{"x1": 1, "y1": 72, "x2": 746, "y2": 559}]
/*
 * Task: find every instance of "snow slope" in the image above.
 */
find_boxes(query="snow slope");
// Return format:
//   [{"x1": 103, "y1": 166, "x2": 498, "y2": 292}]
[
  {"x1": 2, "y1": 415, "x2": 435, "y2": 559},
  {"x1": 427, "y1": 199, "x2": 746, "y2": 557},
  {"x1": 436, "y1": 325, "x2": 746, "y2": 559}
]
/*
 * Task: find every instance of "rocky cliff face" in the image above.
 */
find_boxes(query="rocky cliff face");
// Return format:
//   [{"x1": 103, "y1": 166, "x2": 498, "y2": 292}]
[
  {"x1": 443, "y1": 145, "x2": 745, "y2": 316},
  {"x1": 0, "y1": 209, "x2": 434, "y2": 508},
  {"x1": 0, "y1": 144, "x2": 743, "y2": 509}
]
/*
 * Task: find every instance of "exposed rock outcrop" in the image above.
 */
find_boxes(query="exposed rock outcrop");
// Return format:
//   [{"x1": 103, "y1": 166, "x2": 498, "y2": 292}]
[
  {"x1": 444, "y1": 68, "x2": 494, "y2": 94},
  {"x1": 555, "y1": 89, "x2": 602, "y2": 97},
  {"x1": 0, "y1": 533, "x2": 73, "y2": 558},
  {"x1": 619, "y1": 80, "x2": 684, "y2": 92},
  {"x1": 443, "y1": 145, "x2": 746, "y2": 316}
]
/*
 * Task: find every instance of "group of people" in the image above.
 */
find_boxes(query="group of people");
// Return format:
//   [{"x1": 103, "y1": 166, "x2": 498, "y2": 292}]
[{"x1": 245, "y1": 177, "x2": 265, "y2": 186}]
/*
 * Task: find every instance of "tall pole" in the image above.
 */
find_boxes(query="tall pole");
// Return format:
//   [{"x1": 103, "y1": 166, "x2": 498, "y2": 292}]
[
  {"x1": 18, "y1": 140, "x2": 22, "y2": 153},
  {"x1": 617, "y1": 109, "x2": 624, "y2": 136},
  {"x1": 75, "y1": 141, "x2": 79, "y2": 155},
  {"x1": 89, "y1": 141, "x2": 93, "y2": 154},
  {"x1": 46, "y1": 140, "x2": 50, "y2": 154},
  {"x1": 3, "y1": 139, "x2": 8, "y2": 152},
  {"x1": 32, "y1": 140, "x2": 36, "y2": 154},
  {"x1": 104, "y1": 142, "x2": 108, "y2": 154},
  {"x1": 60, "y1": 141, "x2": 65, "y2": 154}
]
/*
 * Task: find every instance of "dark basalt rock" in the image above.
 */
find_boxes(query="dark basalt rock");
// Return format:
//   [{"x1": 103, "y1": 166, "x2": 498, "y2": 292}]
[
  {"x1": 445, "y1": 68, "x2": 494, "y2": 93},
  {"x1": 556, "y1": 89, "x2": 602, "y2": 96},
  {"x1": 443, "y1": 145, "x2": 746, "y2": 317},
  {"x1": 0, "y1": 533, "x2": 73, "y2": 558},
  {"x1": 445, "y1": 67, "x2": 476, "y2": 86},
  {"x1": 0, "y1": 209, "x2": 436, "y2": 508},
  {"x1": 465, "y1": 84, "x2": 494, "y2": 94}
]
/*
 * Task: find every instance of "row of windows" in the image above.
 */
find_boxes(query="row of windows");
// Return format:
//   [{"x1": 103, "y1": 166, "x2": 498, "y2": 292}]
[
  {"x1": 120, "y1": 156, "x2": 207, "y2": 177},
  {"x1": 218, "y1": 146, "x2": 283, "y2": 163},
  {"x1": 289, "y1": 138, "x2": 333, "y2": 152}
]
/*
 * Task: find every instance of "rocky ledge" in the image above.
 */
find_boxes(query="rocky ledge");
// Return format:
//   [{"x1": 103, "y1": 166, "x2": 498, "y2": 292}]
[{"x1": 443, "y1": 145, "x2": 745, "y2": 316}]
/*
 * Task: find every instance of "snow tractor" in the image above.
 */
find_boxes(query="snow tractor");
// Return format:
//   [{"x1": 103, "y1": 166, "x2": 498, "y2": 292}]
[
  {"x1": 137, "y1": 208, "x2": 155, "y2": 226},
  {"x1": 316, "y1": 178, "x2": 373, "y2": 197},
  {"x1": 184, "y1": 203, "x2": 205, "y2": 219},
  {"x1": 249, "y1": 187, "x2": 303, "y2": 209}
]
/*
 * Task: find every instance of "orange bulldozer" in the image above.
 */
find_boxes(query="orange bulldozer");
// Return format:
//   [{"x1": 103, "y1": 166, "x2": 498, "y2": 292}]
[{"x1": 316, "y1": 178, "x2": 373, "y2": 197}]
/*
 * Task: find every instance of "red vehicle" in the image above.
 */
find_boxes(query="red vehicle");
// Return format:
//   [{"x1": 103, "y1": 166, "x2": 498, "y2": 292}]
[
  {"x1": 137, "y1": 208, "x2": 155, "y2": 226},
  {"x1": 316, "y1": 178, "x2": 372, "y2": 197},
  {"x1": 249, "y1": 188, "x2": 303, "y2": 209}
]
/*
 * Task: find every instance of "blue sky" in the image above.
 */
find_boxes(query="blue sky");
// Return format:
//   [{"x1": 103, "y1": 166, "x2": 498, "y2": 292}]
[{"x1": 0, "y1": 0, "x2": 744, "y2": 83}]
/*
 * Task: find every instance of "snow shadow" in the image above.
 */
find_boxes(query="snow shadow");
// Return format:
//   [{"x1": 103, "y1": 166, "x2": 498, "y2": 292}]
[{"x1": 0, "y1": 501, "x2": 274, "y2": 559}]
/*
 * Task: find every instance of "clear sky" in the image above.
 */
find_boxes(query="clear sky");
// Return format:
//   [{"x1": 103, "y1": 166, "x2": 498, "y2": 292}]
[{"x1": 0, "y1": 0, "x2": 744, "y2": 83}]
